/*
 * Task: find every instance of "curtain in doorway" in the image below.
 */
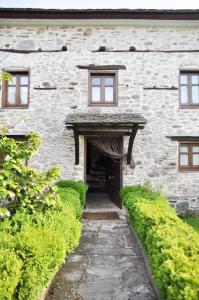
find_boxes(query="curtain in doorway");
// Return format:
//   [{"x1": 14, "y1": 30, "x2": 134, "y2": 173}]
[{"x1": 89, "y1": 138, "x2": 135, "y2": 168}]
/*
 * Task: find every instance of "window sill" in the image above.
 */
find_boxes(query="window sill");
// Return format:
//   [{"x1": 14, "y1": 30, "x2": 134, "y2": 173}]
[
  {"x1": 88, "y1": 103, "x2": 118, "y2": 107},
  {"x1": 179, "y1": 168, "x2": 199, "y2": 172},
  {"x1": 179, "y1": 105, "x2": 199, "y2": 109},
  {"x1": 1, "y1": 106, "x2": 29, "y2": 109}
]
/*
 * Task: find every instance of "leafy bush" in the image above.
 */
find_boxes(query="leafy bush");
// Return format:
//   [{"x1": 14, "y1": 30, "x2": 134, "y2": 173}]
[
  {"x1": 122, "y1": 185, "x2": 199, "y2": 300},
  {"x1": 0, "y1": 130, "x2": 60, "y2": 214},
  {"x1": 0, "y1": 183, "x2": 84, "y2": 300},
  {"x1": 0, "y1": 249, "x2": 22, "y2": 300},
  {"x1": 183, "y1": 216, "x2": 199, "y2": 234},
  {"x1": 57, "y1": 180, "x2": 88, "y2": 207}
]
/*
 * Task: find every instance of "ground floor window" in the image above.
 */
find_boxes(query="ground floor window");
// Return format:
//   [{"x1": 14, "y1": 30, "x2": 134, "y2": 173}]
[{"x1": 179, "y1": 142, "x2": 199, "y2": 171}]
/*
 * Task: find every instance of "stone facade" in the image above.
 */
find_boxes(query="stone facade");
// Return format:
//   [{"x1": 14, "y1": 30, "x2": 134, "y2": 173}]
[{"x1": 0, "y1": 21, "x2": 199, "y2": 214}]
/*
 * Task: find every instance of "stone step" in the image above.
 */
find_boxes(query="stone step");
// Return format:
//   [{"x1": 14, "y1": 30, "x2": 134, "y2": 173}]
[{"x1": 83, "y1": 211, "x2": 120, "y2": 220}]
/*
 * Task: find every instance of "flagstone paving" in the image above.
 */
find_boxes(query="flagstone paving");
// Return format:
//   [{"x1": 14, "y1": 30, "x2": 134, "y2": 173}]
[{"x1": 46, "y1": 215, "x2": 157, "y2": 300}]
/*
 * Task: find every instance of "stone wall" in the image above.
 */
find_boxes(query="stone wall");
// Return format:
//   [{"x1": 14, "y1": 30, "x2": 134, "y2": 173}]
[{"x1": 0, "y1": 24, "x2": 199, "y2": 214}]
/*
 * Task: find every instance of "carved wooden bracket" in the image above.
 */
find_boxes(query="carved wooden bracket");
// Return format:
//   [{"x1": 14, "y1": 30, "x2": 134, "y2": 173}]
[
  {"x1": 73, "y1": 127, "x2": 79, "y2": 165},
  {"x1": 127, "y1": 124, "x2": 139, "y2": 164}
]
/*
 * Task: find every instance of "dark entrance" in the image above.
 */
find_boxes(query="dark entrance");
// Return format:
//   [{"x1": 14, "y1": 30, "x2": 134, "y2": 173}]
[{"x1": 85, "y1": 137, "x2": 122, "y2": 208}]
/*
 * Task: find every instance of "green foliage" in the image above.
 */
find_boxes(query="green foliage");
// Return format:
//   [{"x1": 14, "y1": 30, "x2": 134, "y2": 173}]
[
  {"x1": 57, "y1": 179, "x2": 88, "y2": 207},
  {"x1": 57, "y1": 186, "x2": 82, "y2": 218},
  {"x1": 122, "y1": 185, "x2": 199, "y2": 300},
  {"x1": 0, "y1": 71, "x2": 12, "y2": 83},
  {"x1": 0, "y1": 130, "x2": 87, "y2": 299},
  {"x1": 0, "y1": 249, "x2": 22, "y2": 300},
  {"x1": 0, "y1": 131, "x2": 60, "y2": 214},
  {"x1": 0, "y1": 183, "x2": 85, "y2": 300},
  {"x1": 0, "y1": 207, "x2": 10, "y2": 218},
  {"x1": 183, "y1": 216, "x2": 199, "y2": 234}
]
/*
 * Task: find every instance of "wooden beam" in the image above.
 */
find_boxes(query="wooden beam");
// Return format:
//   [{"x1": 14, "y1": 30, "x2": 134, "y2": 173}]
[
  {"x1": 73, "y1": 127, "x2": 79, "y2": 165},
  {"x1": 143, "y1": 86, "x2": 178, "y2": 90},
  {"x1": 127, "y1": 124, "x2": 139, "y2": 164},
  {"x1": 166, "y1": 136, "x2": 199, "y2": 141},
  {"x1": 0, "y1": 47, "x2": 67, "y2": 54},
  {"x1": 77, "y1": 64, "x2": 126, "y2": 70},
  {"x1": 93, "y1": 49, "x2": 199, "y2": 53}
]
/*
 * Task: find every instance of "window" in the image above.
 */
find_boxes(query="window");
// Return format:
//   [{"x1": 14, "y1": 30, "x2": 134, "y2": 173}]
[
  {"x1": 180, "y1": 72, "x2": 199, "y2": 107},
  {"x1": 179, "y1": 142, "x2": 199, "y2": 171},
  {"x1": 89, "y1": 71, "x2": 117, "y2": 106},
  {"x1": 2, "y1": 71, "x2": 29, "y2": 108}
]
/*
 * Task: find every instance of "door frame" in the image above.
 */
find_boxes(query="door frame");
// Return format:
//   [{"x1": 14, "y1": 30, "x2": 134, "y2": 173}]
[{"x1": 84, "y1": 135, "x2": 123, "y2": 201}]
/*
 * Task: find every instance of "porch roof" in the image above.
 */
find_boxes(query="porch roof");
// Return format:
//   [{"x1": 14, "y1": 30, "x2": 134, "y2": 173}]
[
  {"x1": 65, "y1": 113, "x2": 146, "y2": 128},
  {"x1": 65, "y1": 113, "x2": 146, "y2": 166}
]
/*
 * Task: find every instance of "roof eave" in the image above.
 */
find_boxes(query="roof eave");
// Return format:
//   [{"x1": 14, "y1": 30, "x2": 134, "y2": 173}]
[{"x1": 1, "y1": 18, "x2": 199, "y2": 27}]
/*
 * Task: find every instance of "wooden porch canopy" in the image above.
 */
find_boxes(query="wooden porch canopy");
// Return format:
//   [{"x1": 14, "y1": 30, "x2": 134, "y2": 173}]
[{"x1": 65, "y1": 113, "x2": 146, "y2": 165}]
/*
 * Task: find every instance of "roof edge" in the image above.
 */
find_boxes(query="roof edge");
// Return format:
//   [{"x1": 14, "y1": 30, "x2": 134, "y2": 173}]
[{"x1": 0, "y1": 8, "x2": 199, "y2": 21}]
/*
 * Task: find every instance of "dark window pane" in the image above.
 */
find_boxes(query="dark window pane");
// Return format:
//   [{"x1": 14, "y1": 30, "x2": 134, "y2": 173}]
[
  {"x1": 20, "y1": 86, "x2": 28, "y2": 104},
  {"x1": 180, "y1": 154, "x2": 189, "y2": 166},
  {"x1": 8, "y1": 75, "x2": 16, "y2": 86},
  {"x1": 193, "y1": 146, "x2": 199, "y2": 152},
  {"x1": 92, "y1": 87, "x2": 100, "y2": 102},
  {"x1": 105, "y1": 77, "x2": 114, "y2": 86},
  {"x1": 180, "y1": 86, "x2": 188, "y2": 104},
  {"x1": 91, "y1": 77, "x2": 100, "y2": 86},
  {"x1": 105, "y1": 87, "x2": 114, "y2": 102},
  {"x1": 20, "y1": 75, "x2": 28, "y2": 85},
  {"x1": 180, "y1": 74, "x2": 188, "y2": 84},
  {"x1": 180, "y1": 146, "x2": 188, "y2": 153},
  {"x1": 7, "y1": 86, "x2": 16, "y2": 104},
  {"x1": 192, "y1": 86, "x2": 199, "y2": 104},
  {"x1": 192, "y1": 74, "x2": 199, "y2": 85},
  {"x1": 193, "y1": 154, "x2": 199, "y2": 165}
]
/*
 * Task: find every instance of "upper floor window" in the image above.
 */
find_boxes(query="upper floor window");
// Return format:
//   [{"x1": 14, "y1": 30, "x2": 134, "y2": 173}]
[
  {"x1": 179, "y1": 142, "x2": 199, "y2": 171},
  {"x1": 180, "y1": 72, "x2": 199, "y2": 107},
  {"x1": 89, "y1": 71, "x2": 118, "y2": 106},
  {"x1": 2, "y1": 71, "x2": 29, "y2": 108}
]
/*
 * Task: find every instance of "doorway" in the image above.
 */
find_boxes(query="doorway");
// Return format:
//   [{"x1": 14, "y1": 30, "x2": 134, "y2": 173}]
[{"x1": 85, "y1": 137, "x2": 122, "y2": 209}]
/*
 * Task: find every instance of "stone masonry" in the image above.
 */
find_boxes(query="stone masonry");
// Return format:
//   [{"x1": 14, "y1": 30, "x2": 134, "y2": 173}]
[{"x1": 0, "y1": 20, "x2": 199, "y2": 214}]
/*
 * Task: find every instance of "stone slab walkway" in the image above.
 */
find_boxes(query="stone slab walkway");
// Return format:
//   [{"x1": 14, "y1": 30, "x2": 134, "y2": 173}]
[{"x1": 46, "y1": 215, "x2": 157, "y2": 300}]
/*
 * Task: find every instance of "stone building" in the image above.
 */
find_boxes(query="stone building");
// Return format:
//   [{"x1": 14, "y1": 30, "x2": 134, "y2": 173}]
[{"x1": 0, "y1": 8, "x2": 199, "y2": 214}]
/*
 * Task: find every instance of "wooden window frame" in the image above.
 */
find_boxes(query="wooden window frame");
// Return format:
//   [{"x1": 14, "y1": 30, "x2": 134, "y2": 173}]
[
  {"x1": 179, "y1": 71, "x2": 199, "y2": 108},
  {"x1": 88, "y1": 70, "x2": 118, "y2": 106},
  {"x1": 178, "y1": 141, "x2": 199, "y2": 172},
  {"x1": 2, "y1": 70, "x2": 30, "y2": 109}
]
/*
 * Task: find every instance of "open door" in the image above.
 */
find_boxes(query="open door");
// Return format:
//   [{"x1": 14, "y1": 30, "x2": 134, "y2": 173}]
[
  {"x1": 107, "y1": 158, "x2": 122, "y2": 208},
  {"x1": 85, "y1": 137, "x2": 122, "y2": 208}
]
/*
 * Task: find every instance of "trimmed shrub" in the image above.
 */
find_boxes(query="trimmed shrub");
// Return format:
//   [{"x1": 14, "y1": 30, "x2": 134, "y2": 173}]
[
  {"x1": 57, "y1": 180, "x2": 88, "y2": 207},
  {"x1": 57, "y1": 186, "x2": 82, "y2": 218},
  {"x1": 122, "y1": 185, "x2": 199, "y2": 300},
  {"x1": 0, "y1": 249, "x2": 22, "y2": 300},
  {"x1": 0, "y1": 182, "x2": 85, "y2": 300}
]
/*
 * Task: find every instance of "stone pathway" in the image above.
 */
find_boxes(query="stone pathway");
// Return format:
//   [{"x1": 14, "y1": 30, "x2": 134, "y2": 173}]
[{"x1": 46, "y1": 215, "x2": 157, "y2": 300}]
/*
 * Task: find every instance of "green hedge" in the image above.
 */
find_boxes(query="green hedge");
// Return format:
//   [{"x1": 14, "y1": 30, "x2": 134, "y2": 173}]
[
  {"x1": 56, "y1": 180, "x2": 88, "y2": 207},
  {"x1": 121, "y1": 185, "x2": 199, "y2": 300},
  {"x1": 0, "y1": 249, "x2": 22, "y2": 299},
  {"x1": 0, "y1": 182, "x2": 86, "y2": 300}
]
